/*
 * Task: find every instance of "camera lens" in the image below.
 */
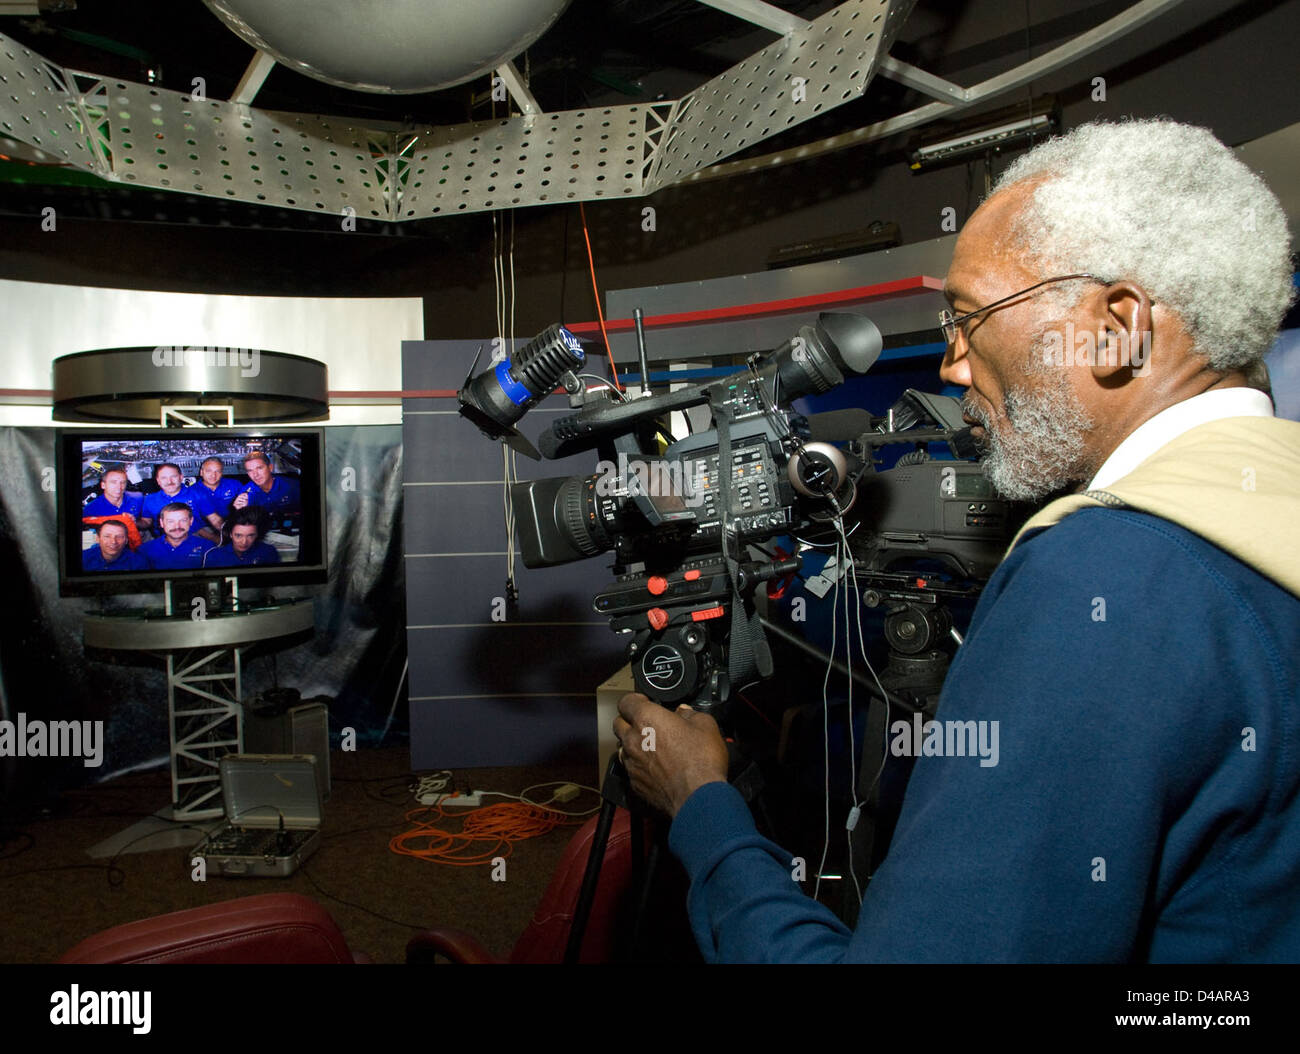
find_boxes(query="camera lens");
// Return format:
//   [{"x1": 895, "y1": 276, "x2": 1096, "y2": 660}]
[{"x1": 556, "y1": 474, "x2": 607, "y2": 559}]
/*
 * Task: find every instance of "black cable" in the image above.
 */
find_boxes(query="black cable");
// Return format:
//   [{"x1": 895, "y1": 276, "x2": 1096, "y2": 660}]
[
  {"x1": 298, "y1": 860, "x2": 429, "y2": 932},
  {"x1": 2, "y1": 816, "x2": 207, "y2": 889},
  {"x1": 354, "y1": 751, "x2": 414, "y2": 807},
  {"x1": 109, "y1": 823, "x2": 211, "y2": 886},
  {"x1": 227, "y1": 803, "x2": 286, "y2": 824},
  {"x1": 749, "y1": 542, "x2": 808, "y2": 583}
]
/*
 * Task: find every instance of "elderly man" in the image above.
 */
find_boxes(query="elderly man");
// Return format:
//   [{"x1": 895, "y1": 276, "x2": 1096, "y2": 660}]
[{"x1": 614, "y1": 119, "x2": 1300, "y2": 963}]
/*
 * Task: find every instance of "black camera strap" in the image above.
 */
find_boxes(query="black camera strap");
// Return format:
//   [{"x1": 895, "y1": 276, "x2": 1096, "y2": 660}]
[{"x1": 716, "y1": 407, "x2": 773, "y2": 697}]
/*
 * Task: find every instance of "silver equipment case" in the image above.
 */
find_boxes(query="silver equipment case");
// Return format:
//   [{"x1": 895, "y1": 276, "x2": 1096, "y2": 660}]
[{"x1": 193, "y1": 754, "x2": 323, "y2": 878}]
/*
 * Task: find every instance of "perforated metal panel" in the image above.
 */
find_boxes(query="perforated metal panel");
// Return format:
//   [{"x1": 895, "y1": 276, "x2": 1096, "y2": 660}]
[
  {"x1": 0, "y1": 38, "x2": 108, "y2": 174},
  {"x1": 106, "y1": 82, "x2": 393, "y2": 217},
  {"x1": 0, "y1": 1, "x2": 913, "y2": 221},
  {"x1": 645, "y1": 0, "x2": 912, "y2": 192},
  {"x1": 399, "y1": 102, "x2": 675, "y2": 217}
]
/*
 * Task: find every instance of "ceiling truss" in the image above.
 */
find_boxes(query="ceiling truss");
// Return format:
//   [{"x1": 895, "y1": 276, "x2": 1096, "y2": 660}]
[{"x1": 0, "y1": 0, "x2": 1196, "y2": 220}]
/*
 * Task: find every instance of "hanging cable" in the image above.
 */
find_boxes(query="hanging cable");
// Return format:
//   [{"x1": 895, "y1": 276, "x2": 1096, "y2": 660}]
[
  {"x1": 485, "y1": 84, "x2": 520, "y2": 599},
  {"x1": 840, "y1": 509, "x2": 892, "y2": 887},
  {"x1": 813, "y1": 538, "x2": 840, "y2": 903},
  {"x1": 833, "y1": 505, "x2": 863, "y2": 904},
  {"x1": 578, "y1": 201, "x2": 621, "y2": 389}
]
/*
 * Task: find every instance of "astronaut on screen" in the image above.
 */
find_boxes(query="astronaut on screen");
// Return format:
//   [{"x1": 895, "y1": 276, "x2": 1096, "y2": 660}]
[
  {"x1": 232, "y1": 451, "x2": 301, "y2": 517},
  {"x1": 203, "y1": 506, "x2": 281, "y2": 568}
]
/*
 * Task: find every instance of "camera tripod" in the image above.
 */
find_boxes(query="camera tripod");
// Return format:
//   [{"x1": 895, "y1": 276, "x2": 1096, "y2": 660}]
[{"x1": 563, "y1": 725, "x2": 765, "y2": 964}]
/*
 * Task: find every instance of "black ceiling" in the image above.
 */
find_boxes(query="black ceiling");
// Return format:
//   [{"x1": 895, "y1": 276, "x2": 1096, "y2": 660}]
[
  {"x1": 1, "y1": 0, "x2": 1278, "y2": 240},
  {"x1": 2, "y1": 0, "x2": 859, "y2": 124}
]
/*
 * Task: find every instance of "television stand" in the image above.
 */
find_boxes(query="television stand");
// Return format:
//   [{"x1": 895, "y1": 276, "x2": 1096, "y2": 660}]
[{"x1": 83, "y1": 596, "x2": 315, "y2": 820}]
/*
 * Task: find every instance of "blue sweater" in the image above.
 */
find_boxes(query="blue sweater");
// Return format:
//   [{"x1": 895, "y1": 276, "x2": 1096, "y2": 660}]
[{"x1": 670, "y1": 505, "x2": 1300, "y2": 962}]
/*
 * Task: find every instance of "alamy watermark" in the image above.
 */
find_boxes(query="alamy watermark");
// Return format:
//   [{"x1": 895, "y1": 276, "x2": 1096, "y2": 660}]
[
  {"x1": 1041, "y1": 323, "x2": 1150, "y2": 376},
  {"x1": 0, "y1": 713, "x2": 104, "y2": 768},
  {"x1": 594, "y1": 453, "x2": 703, "y2": 507},
  {"x1": 50, "y1": 985, "x2": 150, "y2": 1034},
  {"x1": 152, "y1": 345, "x2": 261, "y2": 378},
  {"x1": 890, "y1": 713, "x2": 999, "y2": 768}
]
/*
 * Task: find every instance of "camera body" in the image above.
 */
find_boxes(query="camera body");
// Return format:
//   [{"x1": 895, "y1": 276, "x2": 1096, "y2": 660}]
[
  {"x1": 512, "y1": 367, "x2": 840, "y2": 711},
  {"x1": 511, "y1": 376, "x2": 809, "y2": 570}
]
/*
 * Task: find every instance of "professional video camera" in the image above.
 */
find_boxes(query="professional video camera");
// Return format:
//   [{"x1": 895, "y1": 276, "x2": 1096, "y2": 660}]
[
  {"x1": 458, "y1": 314, "x2": 1021, "y2": 715},
  {"x1": 460, "y1": 313, "x2": 886, "y2": 712}
]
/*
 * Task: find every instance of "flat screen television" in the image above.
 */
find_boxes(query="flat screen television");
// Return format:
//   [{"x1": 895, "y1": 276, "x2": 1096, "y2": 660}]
[{"x1": 57, "y1": 428, "x2": 327, "y2": 595}]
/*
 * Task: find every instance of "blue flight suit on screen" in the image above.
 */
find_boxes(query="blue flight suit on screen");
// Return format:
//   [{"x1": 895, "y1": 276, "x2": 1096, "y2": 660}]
[
  {"x1": 82, "y1": 545, "x2": 149, "y2": 572},
  {"x1": 140, "y1": 535, "x2": 215, "y2": 569},
  {"x1": 237, "y1": 475, "x2": 301, "y2": 515},
  {"x1": 140, "y1": 485, "x2": 213, "y2": 536},
  {"x1": 193, "y1": 478, "x2": 241, "y2": 519},
  {"x1": 83, "y1": 491, "x2": 144, "y2": 519},
  {"x1": 202, "y1": 541, "x2": 281, "y2": 568}
]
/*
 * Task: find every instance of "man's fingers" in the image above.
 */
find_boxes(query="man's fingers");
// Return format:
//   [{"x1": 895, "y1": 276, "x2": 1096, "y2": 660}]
[
  {"x1": 676, "y1": 705, "x2": 721, "y2": 736},
  {"x1": 617, "y1": 691, "x2": 656, "y2": 725},
  {"x1": 612, "y1": 714, "x2": 631, "y2": 742}
]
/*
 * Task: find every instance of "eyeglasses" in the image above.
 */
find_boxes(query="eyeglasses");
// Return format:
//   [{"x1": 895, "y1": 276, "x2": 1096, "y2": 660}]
[{"x1": 939, "y1": 273, "x2": 1098, "y2": 345}]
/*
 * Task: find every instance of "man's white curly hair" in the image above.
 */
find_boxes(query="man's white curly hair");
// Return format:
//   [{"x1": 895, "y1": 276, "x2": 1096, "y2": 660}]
[{"x1": 993, "y1": 119, "x2": 1295, "y2": 371}]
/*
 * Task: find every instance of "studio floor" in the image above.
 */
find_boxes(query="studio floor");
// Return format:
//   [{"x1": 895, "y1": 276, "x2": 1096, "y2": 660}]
[{"x1": 0, "y1": 747, "x2": 602, "y2": 964}]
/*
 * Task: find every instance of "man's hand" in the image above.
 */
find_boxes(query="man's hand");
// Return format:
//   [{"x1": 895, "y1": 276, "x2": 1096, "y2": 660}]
[
  {"x1": 231, "y1": 492, "x2": 249, "y2": 510},
  {"x1": 613, "y1": 692, "x2": 730, "y2": 817}
]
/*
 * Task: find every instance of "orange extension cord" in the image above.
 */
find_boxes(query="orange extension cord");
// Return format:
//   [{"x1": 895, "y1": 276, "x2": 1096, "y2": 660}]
[{"x1": 389, "y1": 799, "x2": 584, "y2": 867}]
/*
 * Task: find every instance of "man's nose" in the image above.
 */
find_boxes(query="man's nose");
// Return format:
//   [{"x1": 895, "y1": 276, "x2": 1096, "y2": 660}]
[{"x1": 938, "y1": 335, "x2": 972, "y2": 389}]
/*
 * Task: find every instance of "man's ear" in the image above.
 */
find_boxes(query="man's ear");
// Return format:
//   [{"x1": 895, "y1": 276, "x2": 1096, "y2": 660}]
[{"x1": 1092, "y1": 281, "x2": 1154, "y2": 380}]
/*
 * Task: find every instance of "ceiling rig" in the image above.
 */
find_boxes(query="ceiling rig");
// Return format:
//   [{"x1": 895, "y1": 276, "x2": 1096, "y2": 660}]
[{"x1": 0, "y1": 0, "x2": 1198, "y2": 219}]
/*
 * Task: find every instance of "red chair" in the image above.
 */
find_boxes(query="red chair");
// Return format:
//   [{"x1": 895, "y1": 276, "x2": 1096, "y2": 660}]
[
  {"x1": 58, "y1": 892, "x2": 364, "y2": 964},
  {"x1": 406, "y1": 807, "x2": 636, "y2": 963},
  {"x1": 56, "y1": 810, "x2": 637, "y2": 964}
]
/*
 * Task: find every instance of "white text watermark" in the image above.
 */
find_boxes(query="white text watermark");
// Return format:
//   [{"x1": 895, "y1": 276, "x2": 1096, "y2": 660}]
[
  {"x1": 890, "y1": 713, "x2": 999, "y2": 768},
  {"x1": 152, "y1": 345, "x2": 261, "y2": 378},
  {"x1": 0, "y1": 714, "x2": 104, "y2": 768}
]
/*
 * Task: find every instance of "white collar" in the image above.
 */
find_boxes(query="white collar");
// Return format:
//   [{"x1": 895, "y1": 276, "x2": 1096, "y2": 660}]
[{"x1": 1087, "y1": 387, "x2": 1274, "y2": 491}]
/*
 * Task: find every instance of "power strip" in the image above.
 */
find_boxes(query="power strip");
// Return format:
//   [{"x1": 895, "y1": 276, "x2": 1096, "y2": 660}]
[{"x1": 417, "y1": 790, "x2": 484, "y2": 807}]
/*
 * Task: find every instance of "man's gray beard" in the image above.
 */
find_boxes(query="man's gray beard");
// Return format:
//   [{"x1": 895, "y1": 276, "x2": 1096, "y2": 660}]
[{"x1": 965, "y1": 345, "x2": 1095, "y2": 503}]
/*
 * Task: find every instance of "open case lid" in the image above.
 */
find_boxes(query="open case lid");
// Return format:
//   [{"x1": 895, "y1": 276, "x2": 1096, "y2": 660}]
[{"x1": 220, "y1": 754, "x2": 322, "y2": 829}]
